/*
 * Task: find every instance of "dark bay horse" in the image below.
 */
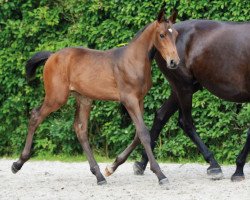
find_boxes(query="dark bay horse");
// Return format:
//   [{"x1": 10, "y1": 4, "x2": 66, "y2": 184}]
[
  {"x1": 11, "y1": 9, "x2": 180, "y2": 186},
  {"x1": 133, "y1": 19, "x2": 250, "y2": 181}
]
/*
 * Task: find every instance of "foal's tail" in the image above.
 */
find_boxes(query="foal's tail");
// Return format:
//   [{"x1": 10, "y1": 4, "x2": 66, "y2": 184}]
[{"x1": 26, "y1": 51, "x2": 53, "y2": 81}]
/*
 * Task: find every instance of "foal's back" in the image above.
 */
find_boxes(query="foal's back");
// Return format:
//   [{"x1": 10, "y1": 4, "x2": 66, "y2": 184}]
[
  {"x1": 43, "y1": 47, "x2": 121, "y2": 101},
  {"x1": 175, "y1": 20, "x2": 250, "y2": 102}
]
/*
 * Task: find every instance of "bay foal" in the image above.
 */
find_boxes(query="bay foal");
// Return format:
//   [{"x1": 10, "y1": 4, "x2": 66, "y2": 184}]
[{"x1": 12, "y1": 9, "x2": 179, "y2": 185}]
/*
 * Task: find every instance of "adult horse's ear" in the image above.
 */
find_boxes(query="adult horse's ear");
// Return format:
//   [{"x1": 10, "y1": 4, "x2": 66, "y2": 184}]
[
  {"x1": 157, "y1": 2, "x2": 166, "y2": 23},
  {"x1": 168, "y1": 9, "x2": 178, "y2": 24}
]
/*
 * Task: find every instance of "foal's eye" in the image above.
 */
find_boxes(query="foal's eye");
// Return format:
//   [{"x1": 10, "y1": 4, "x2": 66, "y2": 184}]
[{"x1": 160, "y1": 34, "x2": 165, "y2": 38}]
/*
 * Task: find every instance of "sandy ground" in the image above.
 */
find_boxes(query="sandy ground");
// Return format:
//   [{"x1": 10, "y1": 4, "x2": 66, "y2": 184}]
[{"x1": 0, "y1": 159, "x2": 249, "y2": 200}]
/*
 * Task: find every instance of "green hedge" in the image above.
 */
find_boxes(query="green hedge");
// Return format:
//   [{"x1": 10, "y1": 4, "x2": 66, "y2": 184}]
[{"x1": 0, "y1": 0, "x2": 249, "y2": 163}]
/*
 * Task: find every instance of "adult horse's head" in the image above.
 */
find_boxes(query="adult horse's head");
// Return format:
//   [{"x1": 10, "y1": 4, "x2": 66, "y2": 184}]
[{"x1": 153, "y1": 7, "x2": 179, "y2": 69}]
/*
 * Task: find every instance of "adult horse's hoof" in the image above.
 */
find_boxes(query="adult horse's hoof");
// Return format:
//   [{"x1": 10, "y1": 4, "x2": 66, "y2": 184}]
[
  {"x1": 231, "y1": 174, "x2": 245, "y2": 182},
  {"x1": 104, "y1": 165, "x2": 113, "y2": 177},
  {"x1": 159, "y1": 178, "x2": 170, "y2": 189},
  {"x1": 207, "y1": 167, "x2": 223, "y2": 180},
  {"x1": 133, "y1": 161, "x2": 144, "y2": 175},
  {"x1": 97, "y1": 179, "x2": 107, "y2": 185},
  {"x1": 11, "y1": 162, "x2": 22, "y2": 174}
]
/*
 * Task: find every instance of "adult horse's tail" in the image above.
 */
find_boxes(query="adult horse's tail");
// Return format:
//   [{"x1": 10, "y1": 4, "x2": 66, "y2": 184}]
[{"x1": 26, "y1": 51, "x2": 53, "y2": 81}]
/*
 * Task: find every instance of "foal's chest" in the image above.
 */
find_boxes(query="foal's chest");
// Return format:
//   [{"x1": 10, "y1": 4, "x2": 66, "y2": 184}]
[
  {"x1": 128, "y1": 64, "x2": 152, "y2": 97},
  {"x1": 115, "y1": 60, "x2": 152, "y2": 98}
]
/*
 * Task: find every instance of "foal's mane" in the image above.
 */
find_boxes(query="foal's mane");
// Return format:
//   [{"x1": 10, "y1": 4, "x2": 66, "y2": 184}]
[
  {"x1": 129, "y1": 23, "x2": 156, "y2": 60},
  {"x1": 113, "y1": 22, "x2": 156, "y2": 61},
  {"x1": 130, "y1": 23, "x2": 151, "y2": 43}
]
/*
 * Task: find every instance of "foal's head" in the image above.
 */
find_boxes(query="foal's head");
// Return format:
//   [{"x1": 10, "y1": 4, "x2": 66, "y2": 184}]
[{"x1": 153, "y1": 9, "x2": 180, "y2": 69}]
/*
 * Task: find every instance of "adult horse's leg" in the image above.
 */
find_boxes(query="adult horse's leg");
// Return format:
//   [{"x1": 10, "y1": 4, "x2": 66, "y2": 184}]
[
  {"x1": 231, "y1": 129, "x2": 250, "y2": 181},
  {"x1": 117, "y1": 96, "x2": 168, "y2": 185},
  {"x1": 133, "y1": 92, "x2": 179, "y2": 175},
  {"x1": 177, "y1": 91, "x2": 223, "y2": 179},
  {"x1": 73, "y1": 95, "x2": 106, "y2": 185},
  {"x1": 11, "y1": 100, "x2": 65, "y2": 173}
]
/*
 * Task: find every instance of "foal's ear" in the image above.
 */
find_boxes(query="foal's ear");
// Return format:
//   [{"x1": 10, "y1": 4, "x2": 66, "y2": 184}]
[
  {"x1": 168, "y1": 9, "x2": 178, "y2": 24},
  {"x1": 157, "y1": 3, "x2": 166, "y2": 23}
]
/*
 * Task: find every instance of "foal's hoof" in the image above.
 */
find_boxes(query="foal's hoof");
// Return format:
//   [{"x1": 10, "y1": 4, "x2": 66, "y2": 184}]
[
  {"x1": 159, "y1": 178, "x2": 170, "y2": 189},
  {"x1": 97, "y1": 179, "x2": 107, "y2": 185},
  {"x1": 133, "y1": 161, "x2": 144, "y2": 175},
  {"x1": 231, "y1": 174, "x2": 245, "y2": 182},
  {"x1": 207, "y1": 167, "x2": 223, "y2": 180},
  {"x1": 11, "y1": 162, "x2": 22, "y2": 174},
  {"x1": 104, "y1": 165, "x2": 114, "y2": 177}
]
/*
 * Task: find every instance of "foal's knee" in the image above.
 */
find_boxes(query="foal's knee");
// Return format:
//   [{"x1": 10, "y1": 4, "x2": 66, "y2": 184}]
[
  {"x1": 139, "y1": 128, "x2": 151, "y2": 145},
  {"x1": 29, "y1": 107, "x2": 41, "y2": 126}
]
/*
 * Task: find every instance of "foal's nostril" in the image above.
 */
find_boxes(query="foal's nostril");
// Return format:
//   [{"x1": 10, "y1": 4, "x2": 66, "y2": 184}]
[
  {"x1": 169, "y1": 59, "x2": 177, "y2": 68},
  {"x1": 166, "y1": 57, "x2": 178, "y2": 69}
]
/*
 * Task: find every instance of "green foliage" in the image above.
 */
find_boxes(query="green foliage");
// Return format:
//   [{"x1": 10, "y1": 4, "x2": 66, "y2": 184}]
[{"x1": 0, "y1": 0, "x2": 249, "y2": 163}]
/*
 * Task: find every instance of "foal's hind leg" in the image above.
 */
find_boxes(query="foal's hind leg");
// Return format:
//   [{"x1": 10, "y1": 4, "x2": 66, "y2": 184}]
[
  {"x1": 11, "y1": 100, "x2": 66, "y2": 173},
  {"x1": 105, "y1": 134, "x2": 140, "y2": 176},
  {"x1": 73, "y1": 95, "x2": 106, "y2": 185},
  {"x1": 231, "y1": 129, "x2": 250, "y2": 182},
  {"x1": 12, "y1": 74, "x2": 69, "y2": 173}
]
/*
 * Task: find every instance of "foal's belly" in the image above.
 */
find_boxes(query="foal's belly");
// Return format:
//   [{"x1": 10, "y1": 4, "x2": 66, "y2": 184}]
[
  {"x1": 69, "y1": 68, "x2": 120, "y2": 101},
  {"x1": 70, "y1": 79, "x2": 120, "y2": 101}
]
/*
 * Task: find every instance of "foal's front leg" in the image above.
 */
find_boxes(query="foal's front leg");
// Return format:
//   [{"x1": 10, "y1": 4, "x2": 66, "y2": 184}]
[
  {"x1": 104, "y1": 100, "x2": 144, "y2": 175},
  {"x1": 133, "y1": 92, "x2": 179, "y2": 175},
  {"x1": 106, "y1": 95, "x2": 169, "y2": 186}
]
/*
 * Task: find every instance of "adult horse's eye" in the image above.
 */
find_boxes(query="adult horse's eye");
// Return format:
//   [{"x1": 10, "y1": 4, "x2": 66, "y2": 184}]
[{"x1": 160, "y1": 34, "x2": 165, "y2": 38}]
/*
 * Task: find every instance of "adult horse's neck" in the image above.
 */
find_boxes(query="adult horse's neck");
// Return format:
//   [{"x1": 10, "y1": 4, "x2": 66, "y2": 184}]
[{"x1": 128, "y1": 22, "x2": 156, "y2": 62}]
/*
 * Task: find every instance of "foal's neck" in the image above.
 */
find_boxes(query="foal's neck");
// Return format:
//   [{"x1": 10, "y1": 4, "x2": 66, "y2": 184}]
[{"x1": 129, "y1": 22, "x2": 156, "y2": 62}]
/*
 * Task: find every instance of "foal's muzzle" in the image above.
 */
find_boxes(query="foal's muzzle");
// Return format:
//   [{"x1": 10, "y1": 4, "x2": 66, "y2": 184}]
[
  {"x1": 167, "y1": 58, "x2": 180, "y2": 69},
  {"x1": 169, "y1": 59, "x2": 177, "y2": 69}
]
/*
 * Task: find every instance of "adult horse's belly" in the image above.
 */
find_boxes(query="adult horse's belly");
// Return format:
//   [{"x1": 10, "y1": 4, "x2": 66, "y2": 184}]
[
  {"x1": 188, "y1": 29, "x2": 250, "y2": 103},
  {"x1": 194, "y1": 69, "x2": 250, "y2": 103}
]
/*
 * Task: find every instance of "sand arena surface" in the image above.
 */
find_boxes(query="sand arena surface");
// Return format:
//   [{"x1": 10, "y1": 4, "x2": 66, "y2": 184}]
[{"x1": 0, "y1": 159, "x2": 249, "y2": 200}]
